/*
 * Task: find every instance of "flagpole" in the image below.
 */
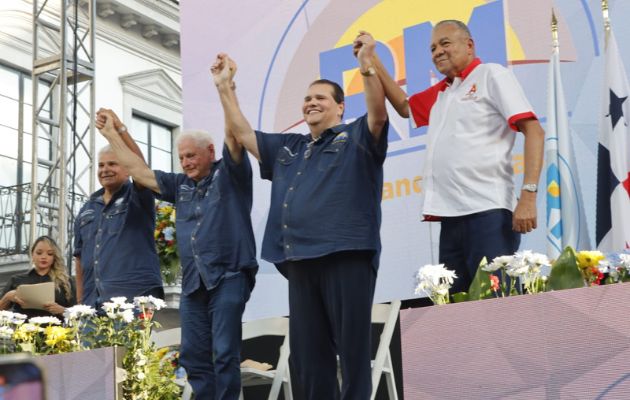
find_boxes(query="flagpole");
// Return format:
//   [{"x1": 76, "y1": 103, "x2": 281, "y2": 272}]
[
  {"x1": 602, "y1": 0, "x2": 610, "y2": 46},
  {"x1": 551, "y1": 9, "x2": 558, "y2": 50}
]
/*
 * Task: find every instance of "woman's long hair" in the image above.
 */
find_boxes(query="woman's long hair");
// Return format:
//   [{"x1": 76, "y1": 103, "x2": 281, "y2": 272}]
[{"x1": 31, "y1": 236, "x2": 72, "y2": 302}]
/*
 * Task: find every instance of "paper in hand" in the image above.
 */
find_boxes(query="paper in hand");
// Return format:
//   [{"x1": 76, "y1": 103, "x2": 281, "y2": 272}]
[{"x1": 16, "y1": 282, "x2": 55, "y2": 310}]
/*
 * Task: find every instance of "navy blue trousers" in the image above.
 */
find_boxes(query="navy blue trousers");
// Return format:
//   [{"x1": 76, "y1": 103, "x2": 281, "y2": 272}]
[
  {"x1": 179, "y1": 272, "x2": 252, "y2": 399},
  {"x1": 285, "y1": 250, "x2": 376, "y2": 400},
  {"x1": 439, "y1": 209, "x2": 520, "y2": 294}
]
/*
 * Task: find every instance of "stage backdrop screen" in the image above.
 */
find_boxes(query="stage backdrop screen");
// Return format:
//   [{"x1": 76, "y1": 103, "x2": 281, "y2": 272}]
[{"x1": 180, "y1": 0, "x2": 630, "y2": 320}]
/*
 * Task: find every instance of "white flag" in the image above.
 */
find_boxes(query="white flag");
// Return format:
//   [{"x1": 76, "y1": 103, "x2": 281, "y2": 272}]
[
  {"x1": 596, "y1": 29, "x2": 630, "y2": 252},
  {"x1": 545, "y1": 43, "x2": 591, "y2": 258}
]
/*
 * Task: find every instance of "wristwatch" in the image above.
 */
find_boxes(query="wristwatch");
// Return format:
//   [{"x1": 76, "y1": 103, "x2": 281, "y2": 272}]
[
  {"x1": 117, "y1": 125, "x2": 127, "y2": 134},
  {"x1": 360, "y1": 65, "x2": 376, "y2": 77},
  {"x1": 521, "y1": 183, "x2": 538, "y2": 193}
]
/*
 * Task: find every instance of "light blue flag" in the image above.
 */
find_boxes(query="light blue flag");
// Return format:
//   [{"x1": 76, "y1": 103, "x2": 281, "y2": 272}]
[{"x1": 546, "y1": 42, "x2": 591, "y2": 258}]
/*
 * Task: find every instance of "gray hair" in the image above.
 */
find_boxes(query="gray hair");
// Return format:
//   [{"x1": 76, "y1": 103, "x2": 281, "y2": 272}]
[
  {"x1": 175, "y1": 130, "x2": 215, "y2": 149},
  {"x1": 434, "y1": 20, "x2": 472, "y2": 38},
  {"x1": 98, "y1": 145, "x2": 115, "y2": 158}
]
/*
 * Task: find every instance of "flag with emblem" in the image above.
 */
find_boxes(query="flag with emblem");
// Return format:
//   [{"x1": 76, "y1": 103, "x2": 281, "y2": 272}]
[
  {"x1": 596, "y1": 27, "x2": 630, "y2": 252},
  {"x1": 545, "y1": 30, "x2": 591, "y2": 258}
]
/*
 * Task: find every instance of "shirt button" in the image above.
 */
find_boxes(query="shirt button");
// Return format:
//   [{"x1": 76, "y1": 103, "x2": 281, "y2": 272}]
[
  {"x1": 289, "y1": 187, "x2": 294, "y2": 191},
  {"x1": 283, "y1": 224, "x2": 288, "y2": 229},
  {"x1": 95, "y1": 260, "x2": 99, "y2": 265},
  {"x1": 297, "y1": 172, "x2": 302, "y2": 175},
  {"x1": 285, "y1": 244, "x2": 290, "y2": 249},
  {"x1": 283, "y1": 203, "x2": 288, "y2": 208}
]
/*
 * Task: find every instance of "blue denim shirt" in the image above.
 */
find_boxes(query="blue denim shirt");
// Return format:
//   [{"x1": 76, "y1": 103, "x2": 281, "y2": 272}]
[
  {"x1": 256, "y1": 114, "x2": 388, "y2": 271},
  {"x1": 73, "y1": 181, "x2": 163, "y2": 306},
  {"x1": 154, "y1": 145, "x2": 258, "y2": 296}
]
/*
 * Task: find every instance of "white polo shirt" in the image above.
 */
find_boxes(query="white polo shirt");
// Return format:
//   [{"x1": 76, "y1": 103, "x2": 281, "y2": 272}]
[{"x1": 409, "y1": 59, "x2": 536, "y2": 217}]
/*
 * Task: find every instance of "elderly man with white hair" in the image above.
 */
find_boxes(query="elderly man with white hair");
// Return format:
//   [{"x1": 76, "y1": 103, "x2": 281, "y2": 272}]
[{"x1": 96, "y1": 108, "x2": 258, "y2": 399}]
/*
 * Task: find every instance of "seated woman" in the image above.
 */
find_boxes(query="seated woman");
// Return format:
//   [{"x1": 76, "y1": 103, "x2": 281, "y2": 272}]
[{"x1": 0, "y1": 235, "x2": 77, "y2": 319}]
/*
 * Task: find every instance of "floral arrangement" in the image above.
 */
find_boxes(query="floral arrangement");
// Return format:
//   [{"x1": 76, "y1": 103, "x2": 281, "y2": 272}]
[
  {"x1": 0, "y1": 296, "x2": 181, "y2": 400},
  {"x1": 155, "y1": 201, "x2": 180, "y2": 285},
  {"x1": 416, "y1": 247, "x2": 630, "y2": 305},
  {"x1": 414, "y1": 264, "x2": 457, "y2": 305}
]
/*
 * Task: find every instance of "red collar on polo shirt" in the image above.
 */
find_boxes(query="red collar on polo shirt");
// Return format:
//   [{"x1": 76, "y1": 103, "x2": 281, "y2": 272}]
[{"x1": 439, "y1": 58, "x2": 482, "y2": 89}]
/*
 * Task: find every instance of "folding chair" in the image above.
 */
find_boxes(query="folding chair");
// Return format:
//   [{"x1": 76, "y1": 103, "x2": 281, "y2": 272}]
[
  {"x1": 239, "y1": 317, "x2": 292, "y2": 400},
  {"x1": 150, "y1": 328, "x2": 193, "y2": 400},
  {"x1": 370, "y1": 300, "x2": 401, "y2": 400},
  {"x1": 337, "y1": 300, "x2": 401, "y2": 400}
]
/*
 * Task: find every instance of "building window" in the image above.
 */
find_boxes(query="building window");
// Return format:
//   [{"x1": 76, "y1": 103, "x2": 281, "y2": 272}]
[
  {"x1": 0, "y1": 64, "x2": 51, "y2": 187},
  {"x1": 131, "y1": 115, "x2": 173, "y2": 172}
]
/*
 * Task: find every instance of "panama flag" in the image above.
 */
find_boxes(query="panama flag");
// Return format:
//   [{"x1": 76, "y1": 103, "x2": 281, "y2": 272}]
[
  {"x1": 545, "y1": 42, "x2": 591, "y2": 258},
  {"x1": 596, "y1": 28, "x2": 630, "y2": 252}
]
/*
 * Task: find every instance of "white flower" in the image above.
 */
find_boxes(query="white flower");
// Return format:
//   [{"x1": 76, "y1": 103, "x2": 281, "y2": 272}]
[
  {"x1": 29, "y1": 316, "x2": 61, "y2": 325},
  {"x1": 18, "y1": 323, "x2": 42, "y2": 334},
  {"x1": 137, "y1": 371, "x2": 146, "y2": 380},
  {"x1": 109, "y1": 296, "x2": 129, "y2": 305},
  {"x1": 0, "y1": 310, "x2": 25, "y2": 325},
  {"x1": 619, "y1": 254, "x2": 630, "y2": 270},
  {"x1": 64, "y1": 304, "x2": 97, "y2": 321},
  {"x1": 483, "y1": 255, "x2": 514, "y2": 272},
  {"x1": 121, "y1": 309, "x2": 135, "y2": 323},
  {"x1": 102, "y1": 298, "x2": 135, "y2": 320},
  {"x1": 414, "y1": 264, "x2": 457, "y2": 303},
  {"x1": 163, "y1": 226, "x2": 175, "y2": 241},
  {"x1": 133, "y1": 295, "x2": 166, "y2": 311},
  {"x1": 0, "y1": 325, "x2": 14, "y2": 339}
]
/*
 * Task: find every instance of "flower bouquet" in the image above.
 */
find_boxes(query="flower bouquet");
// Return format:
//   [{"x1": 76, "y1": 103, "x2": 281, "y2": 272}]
[
  {"x1": 155, "y1": 201, "x2": 180, "y2": 285},
  {"x1": 414, "y1": 264, "x2": 457, "y2": 305},
  {"x1": 0, "y1": 296, "x2": 181, "y2": 400}
]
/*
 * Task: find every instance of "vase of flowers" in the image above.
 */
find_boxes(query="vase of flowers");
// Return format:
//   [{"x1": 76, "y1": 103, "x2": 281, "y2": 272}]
[{"x1": 155, "y1": 202, "x2": 180, "y2": 285}]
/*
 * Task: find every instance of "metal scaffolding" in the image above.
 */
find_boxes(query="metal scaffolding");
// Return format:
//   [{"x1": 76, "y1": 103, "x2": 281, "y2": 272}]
[{"x1": 31, "y1": 0, "x2": 95, "y2": 266}]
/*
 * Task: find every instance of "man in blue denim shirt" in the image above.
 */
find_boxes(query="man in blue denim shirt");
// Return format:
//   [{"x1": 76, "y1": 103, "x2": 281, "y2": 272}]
[
  {"x1": 73, "y1": 141, "x2": 163, "y2": 307},
  {"x1": 96, "y1": 109, "x2": 258, "y2": 399},
  {"x1": 212, "y1": 31, "x2": 388, "y2": 399}
]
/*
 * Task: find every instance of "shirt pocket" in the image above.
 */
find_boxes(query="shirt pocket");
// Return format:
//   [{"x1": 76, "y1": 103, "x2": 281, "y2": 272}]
[
  {"x1": 78, "y1": 213, "x2": 96, "y2": 238},
  {"x1": 105, "y1": 203, "x2": 128, "y2": 234},
  {"x1": 176, "y1": 191, "x2": 194, "y2": 221},
  {"x1": 318, "y1": 141, "x2": 347, "y2": 171},
  {"x1": 274, "y1": 146, "x2": 298, "y2": 180}
]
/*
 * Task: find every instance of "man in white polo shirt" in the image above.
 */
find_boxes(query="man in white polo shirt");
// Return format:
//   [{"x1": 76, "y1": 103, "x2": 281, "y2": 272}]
[{"x1": 368, "y1": 19, "x2": 545, "y2": 294}]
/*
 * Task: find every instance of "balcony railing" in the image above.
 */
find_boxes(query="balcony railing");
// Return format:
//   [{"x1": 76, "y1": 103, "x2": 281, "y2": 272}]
[{"x1": 0, "y1": 184, "x2": 87, "y2": 256}]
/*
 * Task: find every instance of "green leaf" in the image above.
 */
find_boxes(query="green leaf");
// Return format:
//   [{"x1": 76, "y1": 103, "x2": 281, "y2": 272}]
[
  {"x1": 451, "y1": 292, "x2": 469, "y2": 303},
  {"x1": 547, "y1": 246, "x2": 584, "y2": 291},
  {"x1": 466, "y1": 257, "x2": 494, "y2": 300}
]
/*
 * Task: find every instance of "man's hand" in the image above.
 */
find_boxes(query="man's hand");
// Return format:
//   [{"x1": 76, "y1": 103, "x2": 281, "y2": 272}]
[
  {"x1": 353, "y1": 30, "x2": 376, "y2": 63},
  {"x1": 512, "y1": 192, "x2": 537, "y2": 233},
  {"x1": 96, "y1": 108, "x2": 125, "y2": 133},
  {"x1": 210, "y1": 53, "x2": 236, "y2": 89},
  {"x1": 96, "y1": 109, "x2": 118, "y2": 138}
]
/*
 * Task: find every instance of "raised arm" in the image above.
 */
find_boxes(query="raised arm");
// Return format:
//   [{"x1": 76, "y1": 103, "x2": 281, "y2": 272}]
[
  {"x1": 96, "y1": 108, "x2": 147, "y2": 163},
  {"x1": 512, "y1": 118, "x2": 545, "y2": 233},
  {"x1": 96, "y1": 110, "x2": 161, "y2": 193},
  {"x1": 353, "y1": 31, "x2": 388, "y2": 141},
  {"x1": 355, "y1": 32, "x2": 409, "y2": 119},
  {"x1": 96, "y1": 109, "x2": 150, "y2": 189},
  {"x1": 211, "y1": 53, "x2": 260, "y2": 161}
]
